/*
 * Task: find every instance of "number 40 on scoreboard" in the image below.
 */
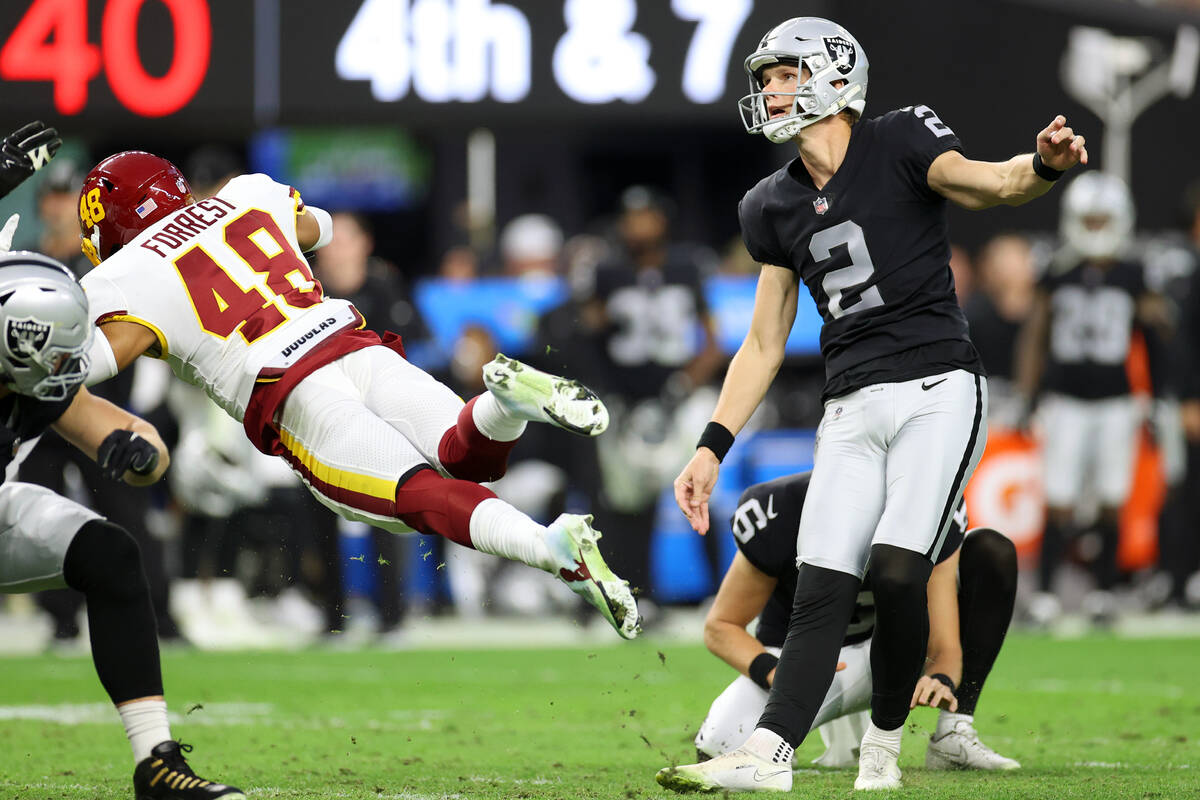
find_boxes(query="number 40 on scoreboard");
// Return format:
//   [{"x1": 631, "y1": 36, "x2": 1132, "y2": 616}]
[{"x1": 0, "y1": 0, "x2": 211, "y2": 118}]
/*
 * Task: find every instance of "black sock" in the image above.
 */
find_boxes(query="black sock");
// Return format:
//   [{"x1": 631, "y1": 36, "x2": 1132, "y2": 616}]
[
  {"x1": 757, "y1": 564, "x2": 860, "y2": 747},
  {"x1": 868, "y1": 544, "x2": 933, "y2": 730},
  {"x1": 1038, "y1": 517, "x2": 1069, "y2": 592},
  {"x1": 956, "y1": 529, "x2": 1017, "y2": 716},
  {"x1": 1094, "y1": 516, "x2": 1121, "y2": 591},
  {"x1": 62, "y1": 520, "x2": 164, "y2": 704}
]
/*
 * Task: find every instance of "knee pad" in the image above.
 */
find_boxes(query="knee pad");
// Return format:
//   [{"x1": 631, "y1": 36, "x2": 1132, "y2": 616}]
[
  {"x1": 868, "y1": 544, "x2": 932, "y2": 603},
  {"x1": 961, "y1": 528, "x2": 1018, "y2": 592},
  {"x1": 62, "y1": 520, "x2": 145, "y2": 599},
  {"x1": 393, "y1": 467, "x2": 496, "y2": 546}
]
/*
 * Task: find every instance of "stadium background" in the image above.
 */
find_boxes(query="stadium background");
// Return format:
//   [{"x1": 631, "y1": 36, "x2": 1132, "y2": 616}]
[
  {"x1": 0, "y1": 0, "x2": 1198, "y2": 731},
  {"x1": 3, "y1": 1, "x2": 1200, "y2": 798}
]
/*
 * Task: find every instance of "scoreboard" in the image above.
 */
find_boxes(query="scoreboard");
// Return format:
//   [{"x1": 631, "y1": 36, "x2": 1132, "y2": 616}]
[{"x1": 0, "y1": 0, "x2": 799, "y2": 131}]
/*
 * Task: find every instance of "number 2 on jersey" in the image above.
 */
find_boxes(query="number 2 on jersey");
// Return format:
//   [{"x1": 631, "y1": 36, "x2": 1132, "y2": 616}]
[
  {"x1": 174, "y1": 209, "x2": 322, "y2": 343},
  {"x1": 812, "y1": 220, "x2": 884, "y2": 319}
]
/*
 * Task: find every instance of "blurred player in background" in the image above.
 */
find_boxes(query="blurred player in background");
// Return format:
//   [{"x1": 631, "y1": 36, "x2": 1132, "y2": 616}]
[
  {"x1": 694, "y1": 472, "x2": 1018, "y2": 772},
  {"x1": 562, "y1": 187, "x2": 724, "y2": 615},
  {"x1": 665, "y1": 15, "x2": 1085, "y2": 792},
  {"x1": 1016, "y1": 173, "x2": 1170, "y2": 624},
  {"x1": 75, "y1": 151, "x2": 640, "y2": 640}
]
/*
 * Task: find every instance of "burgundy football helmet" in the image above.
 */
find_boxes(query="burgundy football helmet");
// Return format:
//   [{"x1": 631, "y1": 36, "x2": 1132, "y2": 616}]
[{"x1": 78, "y1": 151, "x2": 193, "y2": 265}]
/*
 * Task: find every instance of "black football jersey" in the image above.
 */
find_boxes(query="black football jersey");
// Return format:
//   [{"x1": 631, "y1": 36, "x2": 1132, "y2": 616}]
[
  {"x1": 592, "y1": 246, "x2": 711, "y2": 400},
  {"x1": 739, "y1": 106, "x2": 984, "y2": 401},
  {"x1": 0, "y1": 387, "x2": 78, "y2": 484},
  {"x1": 730, "y1": 471, "x2": 965, "y2": 649},
  {"x1": 1041, "y1": 259, "x2": 1145, "y2": 400}
]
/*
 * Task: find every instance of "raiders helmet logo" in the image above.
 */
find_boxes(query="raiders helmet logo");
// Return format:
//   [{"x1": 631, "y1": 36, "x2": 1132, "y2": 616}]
[
  {"x1": 5, "y1": 316, "x2": 52, "y2": 359},
  {"x1": 823, "y1": 35, "x2": 856, "y2": 75}
]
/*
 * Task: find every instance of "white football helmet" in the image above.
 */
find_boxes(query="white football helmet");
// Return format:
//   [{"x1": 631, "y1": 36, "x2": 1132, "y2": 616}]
[
  {"x1": 738, "y1": 17, "x2": 869, "y2": 143},
  {"x1": 0, "y1": 251, "x2": 92, "y2": 400},
  {"x1": 1059, "y1": 172, "x2": 1135, "y2": 261}
]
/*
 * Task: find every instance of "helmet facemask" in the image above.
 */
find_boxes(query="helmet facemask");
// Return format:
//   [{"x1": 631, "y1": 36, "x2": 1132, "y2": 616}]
[
  {"x1": 0, "y1": 252, "x2": 93, "y2": 401},
  {"x1": 6, "y1": 337, "x2": 93, "y2": 401},
  {"x1": 738, "y1": 18, "x2": 869, "y2": 143}
]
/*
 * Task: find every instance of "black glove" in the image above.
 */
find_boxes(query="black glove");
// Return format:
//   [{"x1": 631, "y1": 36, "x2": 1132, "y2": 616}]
[
  {"x1": 97, "y1": 430, "x2": 159, "y2": 481},
  {"x1": 0, "y1": 121, "x2": 62, "y2": 200}
]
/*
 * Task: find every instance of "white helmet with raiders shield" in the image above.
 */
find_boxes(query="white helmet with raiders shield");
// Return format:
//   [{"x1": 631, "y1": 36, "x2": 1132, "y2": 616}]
[
  {"x1": 0, "y1": 250, "x2": 92, "y2": 400},
  {"x1": 1059, "y1": 171, "x2": 1135, "y2": 261},
  {"x1": 738, "y1": 17, "x2": 869, "y2": 143}
]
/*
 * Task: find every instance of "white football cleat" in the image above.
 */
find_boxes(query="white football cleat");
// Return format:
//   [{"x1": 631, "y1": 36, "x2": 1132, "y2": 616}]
[
  {"x1": 655, "y1": 747, "x2": 792, "y2": 794},
  {"x1": 926, "y1": 720, "x2": 1020, "y2": 770},
  {"x1": 544, "y1": 514, "x2": 640, "y2": 639},
  {"x1": 483, "y1": 354, "x2": 609, "y2": 436},
  {"x1": 854, "y1": 744, "x2": 902, "y2": 791}
]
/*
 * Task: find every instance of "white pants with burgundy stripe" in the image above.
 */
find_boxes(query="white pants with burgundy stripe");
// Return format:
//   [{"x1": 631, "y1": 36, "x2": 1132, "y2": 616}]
[{"x1": 274, "y1": 345, "x2": 463, "y2": 533}]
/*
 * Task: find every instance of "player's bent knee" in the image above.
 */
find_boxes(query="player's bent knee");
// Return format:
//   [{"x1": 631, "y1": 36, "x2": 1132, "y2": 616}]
[
  {"x1": 962, "y1": 528, "x2": 1017, "y2": 589},
  {"x1": 61, "y1": 519, "x2": 145, "y2": 599},
  {"x1": 393, "y1": 467, "x2": 496, "y2": 547},
  {"x1": 867, "y1": 544, "x2": 932, "y2": 602}
]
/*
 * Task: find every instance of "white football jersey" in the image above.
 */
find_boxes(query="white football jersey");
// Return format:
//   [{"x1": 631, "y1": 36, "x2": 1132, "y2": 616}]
[{"x1": 81, "y1": 174, "x2": 356, "y2": 421}]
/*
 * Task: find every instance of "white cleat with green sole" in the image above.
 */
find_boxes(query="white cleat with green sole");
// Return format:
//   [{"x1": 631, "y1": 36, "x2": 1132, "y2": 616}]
[
  {"x1": 483, "y1": 354, "x2": 609, "y2": 437},
  {"x1": 544, "y1": 514, "x2": 640, "y2": 640},
  {"x1": 655, "y1": 747, "x2": 792, "y2": 793}
]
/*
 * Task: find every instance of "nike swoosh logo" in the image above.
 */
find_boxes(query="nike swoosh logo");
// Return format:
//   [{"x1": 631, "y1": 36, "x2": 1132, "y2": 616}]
[
  {"x1": 921, "y1": 378, "x2": 948, "y2": 391},
  {"x1": 753, "y1": 767, "x2": 789, "y2": 782}
]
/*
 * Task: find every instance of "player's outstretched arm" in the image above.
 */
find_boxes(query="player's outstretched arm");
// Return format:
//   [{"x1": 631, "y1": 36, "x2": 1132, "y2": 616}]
[
  {"x1": 928, "y1": 115, "x2": 1087, "y2": 210},
  {"x1": 673, "y1": 265, "x2": 798, "y2": 535},
  {"x1": 52, "y1": 386, "x2": 170, "y2": 486}
]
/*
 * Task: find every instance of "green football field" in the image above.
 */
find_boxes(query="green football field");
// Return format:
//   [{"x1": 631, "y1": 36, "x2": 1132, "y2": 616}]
[{"x1": 1, "y1": 633, "x2": 1197, "y2": 799}]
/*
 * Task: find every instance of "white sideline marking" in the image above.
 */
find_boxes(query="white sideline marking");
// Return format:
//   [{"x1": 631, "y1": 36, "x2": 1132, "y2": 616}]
[
  {"x1": 0, "y1": 784, "x2": 460, "y2": 800},
  {"x1": 1024, "y1": 679, "x2": 1187, "y2": 698},
  {"x1": 0, "y1": 702, "x2": 275, "y2": 725}
]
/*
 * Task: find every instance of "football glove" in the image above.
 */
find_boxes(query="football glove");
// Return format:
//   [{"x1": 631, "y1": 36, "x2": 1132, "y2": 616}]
[
  {"x1": 0, "y1": 121, "x2": 62, "y2": 200},
  {"x1": 98, "y1": 430, "x2": 159, "y2": 481}
]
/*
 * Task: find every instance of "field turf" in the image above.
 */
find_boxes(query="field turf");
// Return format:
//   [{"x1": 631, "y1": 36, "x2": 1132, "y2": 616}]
[{"x1": 1, "y1": 633, "x2": 1197, "y2": 799}]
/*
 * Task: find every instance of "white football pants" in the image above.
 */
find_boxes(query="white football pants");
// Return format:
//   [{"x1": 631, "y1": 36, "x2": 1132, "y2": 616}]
[
  {"x1": 0, "y1": 482, "x2": 100, "y2": 592},
  {"x1": 275, "y1": 345, "x2": 464, "y2": 533},
  {"x1": 1039, "y1": 393, "x2": 1139, "y2": 509},
  {"x1": 798, "y1": 370, "x2": 988, "y2": 577}
]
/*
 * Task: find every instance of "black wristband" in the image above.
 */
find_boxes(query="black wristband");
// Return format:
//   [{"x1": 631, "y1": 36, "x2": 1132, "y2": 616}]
[
  {"x1": 929, "y1": 673, "x2": 957, "y2": 693},
  {"x1": 748, "y1": 652, "x2": 779, "y2": 691},
  {"x1": 697, "y1": 421, "x2": 735, "y2": 462},
  {"x1": 1031, "y1": 153, "x2": 1064, "y2": 182}
]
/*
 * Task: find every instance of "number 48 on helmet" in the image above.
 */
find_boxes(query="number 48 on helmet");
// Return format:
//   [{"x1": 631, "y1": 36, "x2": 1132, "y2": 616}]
[{"x1": 78, "y1": 151, "x2": 194, "y2": 266}]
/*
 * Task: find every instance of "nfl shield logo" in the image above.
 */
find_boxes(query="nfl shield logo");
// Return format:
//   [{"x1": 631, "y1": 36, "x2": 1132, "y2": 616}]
[{"x1": 813, "y1": 196, "x2": 830, "y2": 215}]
